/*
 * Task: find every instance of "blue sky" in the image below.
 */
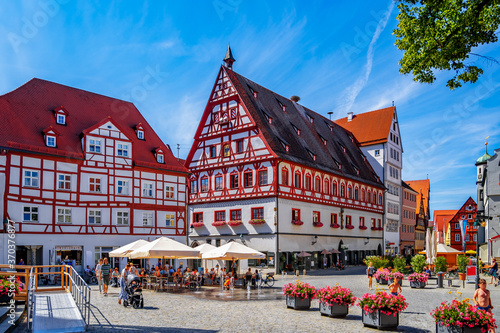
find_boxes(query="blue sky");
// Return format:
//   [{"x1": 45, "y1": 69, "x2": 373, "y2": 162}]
[{"x1": 1, "y1": 1, "x2": 499, "y2": 216}]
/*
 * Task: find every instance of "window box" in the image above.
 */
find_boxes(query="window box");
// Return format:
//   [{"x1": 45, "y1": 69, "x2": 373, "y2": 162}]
[
  {"x1": 291, "y1": 220, "x2": 304, "y2": 226},
  {"x1": 249, "y1": 219, "x2": 266, "y2": 225},
  {"x1": 345, "y1": 225, "x2": 355, "y2": 229},
  {"x1": 212, "y1": 221, "x2": 226, "y2": 227},
  {"x1": 330, "y1": 223, "x2": 340, "y2": 228},
  {"x1": 313, "y1": 221, "x2": 324, "y2": 227},
  {"x1": 191, "y1": 222, "x2": 204, "y2": 228},
  {"x1": 227, "y1": 220, "x2": 243, "y2": 227},
  {"x1": 359, "y1": 226, "x2": 368, "y2": 230}
]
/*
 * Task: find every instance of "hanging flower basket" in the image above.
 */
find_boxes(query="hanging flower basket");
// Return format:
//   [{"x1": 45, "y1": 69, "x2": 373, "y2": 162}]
[
  {"x1": 359, "y1": 225, "x2": 368, "y2": 230},
  {"x1": 227, "y1": 220, "x2": 243, "y2": 226},
  {"x1": 330, "y1": 223, "x2": 340, "y2": 228},
  {"x1": 431, "y1": 299, "x2": 496, "y2": 333},
  {"x1": 317, "y1": 285, "x2": 356, "y2": 318},
  {"x1": 248, "y1": 219, "x2": 266, "y2": 225},
  {"x1": 291, "y1": 220, "x2": 304, "y2": 226},
  {"x1": 212, "y1": 221, "x2": 226, "y2": 227},
  {"x1": 345, "y1": 225, "x2": 355, "y2": 229},
  {"x1": 358, "y1": 292, "x2": 408, "y2": 330},
  {"x1": 283, "y1": 281, "x2": 316, "y2": 310},
  {"x1": 313, "y1": 221, "x2": 324, "y2": 227},
  {"x1": 191, "y1": 222, "x2": 204, "y2": 228}
]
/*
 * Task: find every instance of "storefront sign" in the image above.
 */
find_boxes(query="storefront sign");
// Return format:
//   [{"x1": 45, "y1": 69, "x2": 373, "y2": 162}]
[{"x1": 55, "y1": 246, "x2": 83, "y2": 251}]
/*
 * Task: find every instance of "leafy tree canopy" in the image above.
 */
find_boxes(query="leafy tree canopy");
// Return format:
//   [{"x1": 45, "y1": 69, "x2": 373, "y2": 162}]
[{"x1": 394, "y1": 0, "x2": 500, "y2": 89}]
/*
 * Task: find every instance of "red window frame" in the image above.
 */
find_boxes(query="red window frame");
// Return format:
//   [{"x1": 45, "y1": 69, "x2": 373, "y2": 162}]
[
  {"x1": 201, "y1": 176, "x2": 209, "y2": 192},
  {"x1": 210, "y1": 145, "x2": 216, "y2": 158},
  {"x1": 346, "y1": 215, "x2": 352, "y2": 226},
  {"x1": 214, "y1": 210, "x2": 226, "y2": 222},
  {"x1": 281, "y1": 169, "x2": 289, "y2": 185},
  {"x1": 190, "y1": 179, "x2": 198, "y2": 194},
  {"x1": 378, "y1": 219, "x2": 382, "y2": 228},
  {"x1": 340, "y1": 184, "x2": 345, "y2": 197},
  {"x1": 244, "y1": 170, "x2": 253, "y2": 188},
  {"x1": 251, "y1": 207, "x2": 264, "y2": 220},
  {"x1": 305, "y1": 174, "x2": 311, "y2": 190},
  {"x1": 348, "y1": 186, "x2": 352, "y2": 199},
  {"x1": 230, "y1": 209, "x2": 242, "y2": 221},
  {"x1": 315, "y1": 177, "x2": 321, "y2": 192},
  {"x1": 294, "y1": 172, "x2": 301, "y2": 188},
  {"x1": 230, "y1": 172, "x2": 239, "y2": 189},
  {"x1": 354, "y1": 187, "x2": 359, "y2": 201},
  {"x1": 324, "y1": 179, "x2": 329, "y2": 195},
  {"x1": 193, "y1": 212, "x2": 203, "y2": 223},
  {"x1": 362, "y1": 189, "x2": 365, "y2": 202},
  {"x1": 359, "y1": 217, "x2": 365, "y2": 227},
  {"x1": 237, "y1": 140, "x2": 244, "y2": 153},
  {"x1": 313, "y1": 211, "x2": 320, "y2": 223},
  {"x1": 215, "y1": 175, "x2": 223, "y2": 190},
  {"x1": 89, "y1": 177, "x2": 101, "y2": 192},
  {"x1": 292, "y1": 208, "x2": 300, "y2": 221},
  {"x1": 378, "y1": 194, "x2": 383, "y2": 205},
  {"x1": 332, "y1": 182, "x2": 337, "y2": 196},
  {"x1": 373, "y1": 193, "x2": 376, "y2": 204},
  {"x1": 371, "y1": 218, "x2": 376, "y2": 228},
  {"x1": 258, "y1": 169, "x2": 268, "y2": 186}
]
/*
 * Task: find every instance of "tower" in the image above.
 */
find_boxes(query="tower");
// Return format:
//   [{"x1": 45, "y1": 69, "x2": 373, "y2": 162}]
[{"x1": 223, "y1": 44, "x2": 236, "y2": 69}]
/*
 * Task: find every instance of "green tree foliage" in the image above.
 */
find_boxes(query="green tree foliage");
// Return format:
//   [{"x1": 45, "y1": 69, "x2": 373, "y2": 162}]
[
  {"x1": 434, "y1": 256, "x2": 448, "y2": 273},
  {"x1": 365, "y1": 255, "x2": 391, "y2": 269},
  {"x1": 394, "y1": 0, "x2": 500, "y2": 89},
  {"x1": 411, "y1": 254, "x2": 427, "y2": 273},
  {"x1": 393, "y1": 255, "x2": 408, "y2": 273},
  {"x1": 457, "y1": 254, "x2": 469, "y2": 272}
]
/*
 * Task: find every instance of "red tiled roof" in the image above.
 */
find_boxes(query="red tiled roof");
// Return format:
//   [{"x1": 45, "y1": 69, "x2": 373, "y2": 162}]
[
  {"x1": 0, "y1": 78, "x2": 187, "y2": 173},
  {"x1": 334, "y1": 107, "x2": 395, "y2": 146},
  {"x1": 406, "y1": 179, "x2": 430, "y2": 217},
  {"x1": 433, "y1": 210, "x2": 458, "y2": 234}
]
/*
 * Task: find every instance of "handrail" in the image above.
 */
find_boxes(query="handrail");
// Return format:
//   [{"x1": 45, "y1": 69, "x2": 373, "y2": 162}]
[
  {"x1": 27, "y1": 267, "x2": 35, "y2": 331},
  {"x1": 63, "y1": 265, "x2": 91, "y2": 329}
]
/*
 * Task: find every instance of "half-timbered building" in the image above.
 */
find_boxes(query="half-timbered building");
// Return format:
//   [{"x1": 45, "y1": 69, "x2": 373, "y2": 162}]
[
  {"x1": 0, "y1": 79, "x2": 189, "y2": 272},
  {"x1": 186, "y1": 48, "x2": 385, "y2": 273},
  {"x1": 448, "y1": 197, "x2": 477, "y2": 252}
]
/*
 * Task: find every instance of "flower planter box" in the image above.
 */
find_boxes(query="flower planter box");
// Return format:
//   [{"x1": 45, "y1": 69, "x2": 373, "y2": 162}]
[
  {"x1": 409, "y1": 280, "x2": 426, "y2": 288},
  {"x1": 388, "y1": 278, "x2": 403, "y2": 286},
  {"x1": 319, "y1": 301, "x2": 348, "y2": 318},
  {"x1": 286, "y1": 295, "x2": 311, "y2": 310},
  {"x1": 248, "y1": 219, "x2": 266, "y2": 225},
  {"x1": 377, "y1": 278, "x2": 388, "y2": 285},
  {"x1": 436, "y1": 321, "x2": 484, "y2": 333},
  {"x1": 362, "y1": 309, "x2": 399, "y2": 330}
]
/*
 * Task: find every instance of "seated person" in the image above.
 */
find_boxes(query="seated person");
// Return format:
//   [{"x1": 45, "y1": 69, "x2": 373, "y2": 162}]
[
  {"x1": 245, "y1": 268, "x2": 253, "y2": 286},
  {"x1": 169, "y1": 266, "x2": 175, "y2": 276},
  {"x1": 424, "y1": 266, "x2": 431, "y2": 277},
  {"x1": 111, "y1": 267, "x2": 120, "y2": 286},
  {"x1": 173, "y1": 268, "x2": 183, "y2": 287},
  {"x1": 139, "y1": 268, "x2": 146, "y2": 277},
  {"x1": 154, "y1": 266, "x2": 161, "y2": 277}
]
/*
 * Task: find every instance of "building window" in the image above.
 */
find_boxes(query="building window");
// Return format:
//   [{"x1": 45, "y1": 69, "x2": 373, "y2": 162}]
[
  {"x1": 244, "y1": 171, "x2": 253, "y2": 188},
  {"x1": 237, "y1": 140, "x2": 243, "y2": 153},
  {"x1": 143, "y1": 212, "x2": 153, "y2": 226},
  {"x1": 23, "y1": 206, "x2": 38, "y2": 222},
  {"x1": 201, "y1": 177, "x2": 209, "y2": 192},
  {"x1": 190, "y1": 180, "x2": 198, "y2": 193},
  {"x1": 210, "y1": 146, "x2": 216, "y2": 158},
  {"x1": 331, "y1": 214, "x2": 338, "y2": 225},
  {"x1": 117, "y1": 211, "x2": 129, "y2": 225},
  {"x1": 324, "y1": 180, "x2": 330, "y2": 195},
  {"x1": 117, "y1": 180, "x2": 129, "y2": 195},
  {"x1": 468, "y1": 214, "x2": 472, "y2": 219},
  {"x1": 230, "y1": 173, "x2": 239, "y2": 189},
  {"x1": 340, "y1": 184, "x2": 345, "y2": 197},
  {"x1": 46, "y1": 136, "x2": 56, "y2": 147},
  {"x1": 89, "y1": 210, "x2": 101, "y2": 224},
  {"x1": 305, "y1": 174, "x2": 311, "y2": 190},
  {"x1": 294, "y1": 172, "x2": 301, "y2": 188},
  {"x1": 252, "y1": 207, "x2": 264, "y2": 220},
  {"x1": 142, "y1": 182, "x2": 154, "y2": 197},
  {"x1": 373, "y1": 193, "x2": 376, "y2": 204},
  {"x1": 378, "y1": 194, "x2": 382, "y2": 205},
  {"x1": 215, "y1": 176, "x2": 223, "y2": 190},
  {"x1": 346, "y1": 215, "x2": 352, "y2": 226},
  {"x1": 378, "y1": 219, "x2": 382, "y2": 228},
  {"x1": 375, "y1": 150, "x2": 380, "y2": 157},
  {"x1": 359, "y1": 217, "x2": 365, "y2": 227},
  {"x1": 89, "y1": 177, "x2": 101, "y2": 193},
  {"x1": 258, "y1": 169, "x2": 268, "y2": 186},
  {"x1": 165, "y1": 186, "x2": 175, "y2": 199},
  {"x1": 165, "y1": 214, "x2": 175, "y2": 227},
  {"x1": 58, "y1": 174, "x2": 71, "y2": 190},
  {"x1": 230, "y1": 209, "x2": 242, "y2": 221},
  {"x1": 348, "y1": 186, "x2": 352, "y2": 199},
  {"x1": 371, "y1": 218, "x2": 376, "y2": 228},
  {"x1": 57, "y1": 208, "x2": 71, "y2": 223},
  {"x1": 117, "y1": 144, "x2": 129, "y2": 157},
  {"x1": 24, "y1": 170, "x2": 39, "y2": 187},
  {"x1": 137, "y1": 130, "x2": 144, "y2": 140},
  {"x1": 455, "y1": 223, "x2": 459, "y2": 229},
  {"x1": 313, "y1": 211, "x2": 320, "y2": 223},
  {"x1": 89, "y1": 139, "x2": 101, "y2": 153},
  {"x1": 193, "y1": 212, "x2": 203, "y2": 223},
  {"x1": 315, "y1": 177, "x2": 321, "y2": 192},
  {"x1": 292, "y1": 208, "x2": 300, "y2": 221},
  {"x1": 56, "y1": 114, "x2": 66, "y2": 125},
  {"x1": 455, "y1": 234, "x2": 460, "y2": 242},
  {"x1": 215, "y1": 211, "x2": 226, "y2": 222},
  {"x1": 281, "y1": 169, "x2": 289, "y2": 185},
  {"x1": 332, "y1": 182, "x2": 337, "y2": 196},
  {"x1": 157, "y1": 154, "x2": 164, "y2": 163}
]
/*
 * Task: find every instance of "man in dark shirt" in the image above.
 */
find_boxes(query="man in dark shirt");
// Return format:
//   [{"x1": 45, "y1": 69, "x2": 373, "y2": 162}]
[
  {"x1": 101, "y1": 258, "x2": 112, "y2": 296},
  {"x1": 489, "y1": 259, "x2": 498, "y2": 285}
]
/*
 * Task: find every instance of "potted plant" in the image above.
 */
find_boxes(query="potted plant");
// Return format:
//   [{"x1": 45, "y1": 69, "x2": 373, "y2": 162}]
[
  {"x1": 407, "y1": 272, "x2": 428, "y2": 288},
  {"x1": 410, "y1": 254, "x2": 426, "y2": 273},
  {"x1": 457, "y1": 255, "x2": 468, "y2": 280},
  {"x1": 373, "y1": 268, "x2": 391, "y2": 285},
  {"x1": 291, "y1": 220, "x2": 304, "y2": 226},
  {"x1": 431, "y1": 299, "x2": 497, "y2": 333},
  {"x1": 434, "y1": 257, "x2": 448, "y2": 274},
  {"x1": 190, "y1": 222, "x2": 204, "y2": 228},
  {"x1": 0, "y1": 276, "x2": 21, "y2": 304},
  {"x1": 388, "y1": 271, "x2": 405, "y2": 286},
  {"x1": 365, "y1": 256, "x2": 390, "y2": 269},
  {"x1": 317, "y1": 285, "x2": 356, "y2": 318},
  {"x1": 393, "y1": 255, "x2": 407, "y2": 274},
  {"x1": 283, "y1": 280, "x2": 316, "y2": 310},
  {"x1": 227, "y1": 220, "x2": 243, "y2": 226},
  {"x1": 358, "y1": 291, "x2": 408, "y2": 330},
  {"x1": 212, "y1": 221, "x2": 226, "y2": 227},
  {"x1": 248, "y1": 219, "x2": 266, "y2": 225}
]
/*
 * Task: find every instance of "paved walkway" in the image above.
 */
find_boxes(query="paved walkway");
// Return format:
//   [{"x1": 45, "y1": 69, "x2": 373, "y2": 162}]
[{"x1": 18, "y1": 266, "x2": 498, "y2": 333}]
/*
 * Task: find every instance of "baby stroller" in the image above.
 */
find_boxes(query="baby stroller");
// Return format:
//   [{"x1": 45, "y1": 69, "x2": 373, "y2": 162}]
[{"x1": 123, "y1": 274, "x2": 144, "y2": 309}]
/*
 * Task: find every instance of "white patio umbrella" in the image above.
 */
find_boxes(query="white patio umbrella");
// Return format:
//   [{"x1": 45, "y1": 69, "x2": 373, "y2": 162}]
[
  {"x1": 129, "y1": 237, "x2": 200, "y2": 259},
  {"x1": 109, "y1": 239, "x2": 150, "y2": 258},
  {"x1": 425, "y1": 228, "x2": 432, "y2": 264},
  {"x1": 431, "y1": 230, "x2": 438, "y2": 264}
]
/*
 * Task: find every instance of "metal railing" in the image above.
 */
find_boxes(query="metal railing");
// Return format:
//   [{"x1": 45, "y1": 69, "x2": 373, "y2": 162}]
[
  {"x1": 65, "y1": 265, "x2": 91, "y2": 329},
  {"x1": 27, "y1": 267, "x2": 35, "y2": 330}
]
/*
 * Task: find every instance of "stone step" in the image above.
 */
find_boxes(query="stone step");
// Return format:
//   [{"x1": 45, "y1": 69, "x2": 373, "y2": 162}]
[{"x1": 0, "y1": 303, "x2": 25, "y2": 333}]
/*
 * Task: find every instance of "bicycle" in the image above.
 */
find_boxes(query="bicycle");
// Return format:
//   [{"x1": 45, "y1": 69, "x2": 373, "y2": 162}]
[{"x1": 259, "y1": 272, "x2": 276, "y2": 287}]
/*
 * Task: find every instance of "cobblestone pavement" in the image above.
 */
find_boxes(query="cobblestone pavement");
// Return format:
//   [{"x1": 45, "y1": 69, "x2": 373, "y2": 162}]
[{"x1": 71, "y1": 267, "x2": 500, "y2": 332}]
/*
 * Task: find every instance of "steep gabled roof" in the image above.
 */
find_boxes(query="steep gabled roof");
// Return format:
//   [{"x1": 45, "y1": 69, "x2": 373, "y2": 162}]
[
  {"x1": 225, "y1": 68, "x2": 383, "y2": 187},
  {"x1": 334, "y1": 107, "x2": 395, "y2": 146},
  {"x1": 0, "y1": 78, "x2": 187, "y2": 173},
  {"x1": 406, "y1": 179, "x2": 430, "y2": 218},
  {"x1": 402, "y1": 181, "x2": 418, "y2": 193},
  {"x1": 433, "y1": 210, "x2": 458, "y2": 234}
]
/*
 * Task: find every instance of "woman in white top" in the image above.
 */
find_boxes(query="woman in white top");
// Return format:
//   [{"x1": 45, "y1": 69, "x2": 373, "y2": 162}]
[
  {"x1": 95, "y1": 259, "x2": 103, "y2": 294},
  {"x1": 118, "y1": 263, "x2": 130, "y2": 305}
]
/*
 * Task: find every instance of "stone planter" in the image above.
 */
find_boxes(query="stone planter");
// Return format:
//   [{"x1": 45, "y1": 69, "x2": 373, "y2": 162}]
[
  {"x1": 362, "y1": 309, "x2": 399, "y2": 330},
  {"x1": 436, "y1": 321, "x2": 485, "y2": 333},
  {"x1": 319, "y1": 301, "x2": 349, "y2": 318},
  {"x1": 410, "y1": 280, "x2": 426, "y2": 288},
  {"x1": 388, "y1": 279, "x2": 403, "y2": 286},
  {"x1": 286, "y1": 295, "x2": 311, "y2": 310},
  {"x1": 377, "y1": 278, "x2": 388, "y2": 285}
]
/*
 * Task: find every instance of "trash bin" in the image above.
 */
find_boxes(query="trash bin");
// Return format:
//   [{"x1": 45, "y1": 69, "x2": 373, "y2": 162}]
[{"x1": 437, "y1": 272, "x2": 444, "y2": 288}]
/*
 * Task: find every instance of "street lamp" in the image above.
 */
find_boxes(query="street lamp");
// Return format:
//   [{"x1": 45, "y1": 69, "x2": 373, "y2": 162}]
[{"x1": 473, "y1": 216, "x2": 482, "y2": 290}]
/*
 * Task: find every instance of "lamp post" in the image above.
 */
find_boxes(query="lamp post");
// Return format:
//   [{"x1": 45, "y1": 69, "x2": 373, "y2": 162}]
[{"x1": 473, "y1": 216, "x2": 482, "y2": 290}]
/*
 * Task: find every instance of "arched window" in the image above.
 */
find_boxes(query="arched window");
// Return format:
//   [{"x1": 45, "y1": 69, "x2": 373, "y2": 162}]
[
  {"x1": 348, "y1": 186, "x2": 352, "y2": 199},
  {"x1": 361, "y1": 189, "x2": 365, "y2": 202},
  {"x1": 324, "y1": 179, "x2": 330, "y2": 195},
  {"x1": 294, "y1": 172, "x2": 301, "y2": 188},
  {"x1": 378, "y1": 194, "x2": 383, "y2": 205},
  {"x1": 354, "y1": 187, "x2": 359, "y2": 201},
  {"x1": 372, "y1": 193, "x2": 376, "y2": 204},
  {"x1": 315, "y1": 177, "x2": 321, "y2": 192},
  {"x1": 305, "y1": 174, "x2": 312, "y2": 190},
  {"x1": 340, "y1": 184, "x2": 345, "y2": 197},
  {"x1": 332, "y1": 182, "x2": 337, "y2": 196}
]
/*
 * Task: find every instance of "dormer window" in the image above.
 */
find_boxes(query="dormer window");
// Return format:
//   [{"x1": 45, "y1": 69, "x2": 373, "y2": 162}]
[
  {"x1": 46, "y1": 136, "x2": 56, "y2": 147},
  {"x1": 43, "y1": 126, "x2": 60, "y2": 148},
  {"x1": 157, "y1": 154, "x2": 164, "y2": 163},
  {"x1": 56, "y1": 114, "x2": 66, "y2": 125},
  {"x1": 135, "y1": 123, "x2": 145, "y2": 140}
]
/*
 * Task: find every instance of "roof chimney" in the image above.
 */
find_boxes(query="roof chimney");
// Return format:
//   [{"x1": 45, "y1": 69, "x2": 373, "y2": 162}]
[
  {"x1": 347, "y1": 112, "x2": 353, "y2": 122},
  {"x1": 290, "y1": 95, "x2": 300, "y2": 103}
]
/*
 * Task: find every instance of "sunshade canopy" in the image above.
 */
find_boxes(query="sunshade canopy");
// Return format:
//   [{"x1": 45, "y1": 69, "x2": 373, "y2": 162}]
[
  {"x1": 109, "y1": 240, "x2": 150, "y2": 258},
  {"x1": 202, "y1": 241, "x2": 265, "y2": 260},
  {"x1": 129, "y1": 237, "x2": 200, "y2": 259},
  {"x1": 297, "y1": 251, "x2": 312, "y2": 257}
]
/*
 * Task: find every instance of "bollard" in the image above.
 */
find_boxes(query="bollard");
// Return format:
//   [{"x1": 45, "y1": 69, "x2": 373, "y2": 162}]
[
  {"x1": 437, "y1": 272, "x2": 444, "y2": 288},
  {"x1": 303, "y1": 269, "x2": 306, "y2": 276},
  {"x1": 295, "y1": 270, "x2": 299, "y2": 277}
]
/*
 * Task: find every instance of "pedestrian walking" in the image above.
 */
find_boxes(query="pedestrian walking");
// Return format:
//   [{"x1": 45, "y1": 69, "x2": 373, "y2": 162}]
[
  {"x1": 367, "y1": 262, "x2": 376, "y2": 290},
  {"x1": 118, "y1": 263, "x2": 131, "y2": 305},
  {"x1": 101, "y1": 258, "x2": 112, "y2": 296},
  {"x1": 389, "y1": 277, "x2": 402, "y2": 296},
  {"x1": 489, "y1": 259, "x2": 498, "y2": 285}
]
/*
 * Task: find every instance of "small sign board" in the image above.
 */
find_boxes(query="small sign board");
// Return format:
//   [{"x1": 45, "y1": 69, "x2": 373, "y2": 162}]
[{"x1": 466, "y1": 265, "x2": 477, "y2": 283}]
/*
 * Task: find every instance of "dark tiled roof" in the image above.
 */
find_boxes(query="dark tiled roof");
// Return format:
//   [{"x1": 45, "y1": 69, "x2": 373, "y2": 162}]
[
  {"x1": 0, "y1": 78, "x2": 188, "y2": 173},
  {"x1": 225, "y1": 68, "x2": 383, "y2": 188}
]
